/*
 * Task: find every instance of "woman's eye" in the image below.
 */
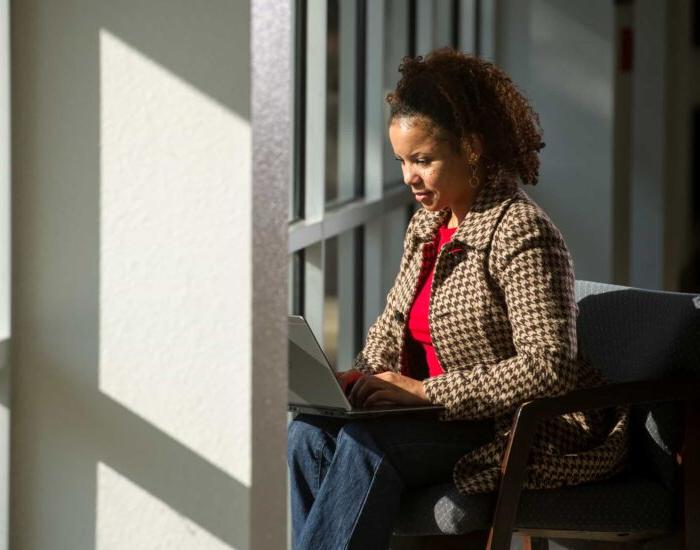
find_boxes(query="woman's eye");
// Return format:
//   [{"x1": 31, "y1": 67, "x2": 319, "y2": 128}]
[{"x1": 415, "y1": 158, "x2": 429, "y2": 165}]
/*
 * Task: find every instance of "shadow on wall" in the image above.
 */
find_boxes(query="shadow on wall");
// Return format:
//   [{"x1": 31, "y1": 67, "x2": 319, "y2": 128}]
[{"x1": 12, "y1": 0, "x2": 252, "y2": 549}]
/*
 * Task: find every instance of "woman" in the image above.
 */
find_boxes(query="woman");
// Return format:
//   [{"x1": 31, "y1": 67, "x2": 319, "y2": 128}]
[{"x1": 288, "y1": 49, "x2": 628, "y2": 550}]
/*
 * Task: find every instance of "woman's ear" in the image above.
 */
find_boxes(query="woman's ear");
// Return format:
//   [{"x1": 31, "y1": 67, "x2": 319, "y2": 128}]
[{"x1": 462, "y1": 133, "x2": 484, "y2": 161}]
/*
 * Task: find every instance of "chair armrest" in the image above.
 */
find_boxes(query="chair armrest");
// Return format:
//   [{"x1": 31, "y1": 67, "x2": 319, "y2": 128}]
[
  {"x1": 508, "y1": 379, "x2": 700, "y2": 419},
  {"x1": 487, "y1": 379, "x2": 700, "y2": 550}
]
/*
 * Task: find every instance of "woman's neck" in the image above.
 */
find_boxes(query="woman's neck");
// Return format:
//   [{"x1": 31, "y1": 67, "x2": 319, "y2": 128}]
[
  {"x1": 447, "y1": 190, "x2": 479, "y2": 228},
  {"x1": 447, "y1": 169, "x2": 487, "y2": 228},
  {"x1": 446, "y1": 214, "x2": 460, "y2": 229}
]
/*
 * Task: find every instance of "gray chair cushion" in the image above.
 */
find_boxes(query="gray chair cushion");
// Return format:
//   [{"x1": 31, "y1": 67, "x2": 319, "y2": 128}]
[
  {"x1": 395, "y1": 476, "x2": 677, "y2": 536},
  {"x1": 516, "y1": 476, "x2": 677, "y2": 533}
]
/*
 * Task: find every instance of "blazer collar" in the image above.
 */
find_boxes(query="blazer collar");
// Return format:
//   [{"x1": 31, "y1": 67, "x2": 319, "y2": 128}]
[{"x1": 412, "y1": 177, "x2": 521, "y2": 250}]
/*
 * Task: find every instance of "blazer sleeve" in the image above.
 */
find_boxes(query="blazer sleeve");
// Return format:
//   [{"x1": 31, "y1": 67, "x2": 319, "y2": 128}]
[
  {"x1": 352, "y1": 210, "x2": 422, "y2": 375},
  {"x1": 423, "y1": 201, "x2": 580, "y2": 421}
]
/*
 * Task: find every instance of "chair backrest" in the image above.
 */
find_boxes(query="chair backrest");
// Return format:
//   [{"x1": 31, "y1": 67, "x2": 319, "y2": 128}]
[{"x1": 575, "y1": 281, "x2": 700, "y2": 488}]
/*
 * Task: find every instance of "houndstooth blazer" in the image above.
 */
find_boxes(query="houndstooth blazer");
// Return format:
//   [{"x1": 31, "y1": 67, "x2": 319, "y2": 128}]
[{"x1": 353, "y1": 177, "x2": 628, "y2": 495}]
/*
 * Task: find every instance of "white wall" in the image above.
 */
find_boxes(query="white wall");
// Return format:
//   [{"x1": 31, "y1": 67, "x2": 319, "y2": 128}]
[
  {"x1": 497, "y1": 0, "x2": 696, "y2": 290},
  {"x1": 497, "y1": 0, "x2": 616, "y2": 283},
  {"x1": 629, "y1": 0, "x2": 693, "y2": 291},
  {"x1": 11, "y1": 2, "x2": 285, "y2": 549}
]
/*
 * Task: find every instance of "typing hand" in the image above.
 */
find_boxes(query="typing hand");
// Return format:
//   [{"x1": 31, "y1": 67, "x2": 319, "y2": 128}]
[
  {"x1": 348, "y1": 371, "x2": 430, "y2": 408},
  {"x1": 335, "y1": 369, "x2": 363, "y2": 395}
]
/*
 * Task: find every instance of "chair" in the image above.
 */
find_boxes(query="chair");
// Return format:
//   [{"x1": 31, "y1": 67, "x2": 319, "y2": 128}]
[{"x1": 393, "y1": 281, "x2": 700, "y2": 549}]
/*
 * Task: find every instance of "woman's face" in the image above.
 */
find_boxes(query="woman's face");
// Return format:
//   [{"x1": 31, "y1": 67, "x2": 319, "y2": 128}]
[{"x1": 389, "y1": 117, "x2": 477, "y2": 217}]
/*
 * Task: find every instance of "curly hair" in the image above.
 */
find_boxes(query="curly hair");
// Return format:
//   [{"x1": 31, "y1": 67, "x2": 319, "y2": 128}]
[{"x1": 386, "y1": 48, "x2": 545, "y2": 185}]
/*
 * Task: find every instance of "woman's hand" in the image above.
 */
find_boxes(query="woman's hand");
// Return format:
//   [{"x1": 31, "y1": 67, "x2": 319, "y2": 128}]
[
  {"x1": 335, "y1": 369, "x2": 363, "y2": 394},
  {"x1": 348, "y1": 371, "x2": 430, "y2": 408}
]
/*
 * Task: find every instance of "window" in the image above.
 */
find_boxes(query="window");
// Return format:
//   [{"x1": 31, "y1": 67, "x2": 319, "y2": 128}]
[{"x1": 289, "y1": 0, "x2": 480, "y2": 367}]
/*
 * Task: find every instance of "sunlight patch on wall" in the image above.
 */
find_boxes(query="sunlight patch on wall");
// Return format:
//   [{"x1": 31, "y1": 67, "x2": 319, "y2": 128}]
[
  {"x1": 96, "y1": 462, "x2": 233, "y2": 550},
  {"x1": 99, "y1": 29, "x2": 251, "y2": 487}
]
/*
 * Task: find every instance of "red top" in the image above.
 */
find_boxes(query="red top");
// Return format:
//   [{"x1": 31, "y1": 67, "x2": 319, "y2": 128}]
[{"x1": 407, "y1": 224, "x2": 458, "y2": 378}]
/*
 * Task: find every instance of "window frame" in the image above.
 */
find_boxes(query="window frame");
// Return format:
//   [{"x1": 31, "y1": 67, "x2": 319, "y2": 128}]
[{"x1": 288, "y1": 0, "x2": 482, "y2": 368}]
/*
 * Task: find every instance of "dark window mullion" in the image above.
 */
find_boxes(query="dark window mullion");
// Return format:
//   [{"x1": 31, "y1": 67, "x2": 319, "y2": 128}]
[
  {"x1": 408, "y1": 0, "x2": 417, "y2": 57},
  {"x1": 452, "y1": 0, "x2": 460, "y2": 49},
  {"x1": 293, "y1": 0, "x2": 308, "y2": 219}
]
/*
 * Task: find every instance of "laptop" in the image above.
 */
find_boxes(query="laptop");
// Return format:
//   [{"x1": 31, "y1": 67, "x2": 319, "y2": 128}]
[{"x1": 288, "y1": 315, "x2": 444, "y2": 418}]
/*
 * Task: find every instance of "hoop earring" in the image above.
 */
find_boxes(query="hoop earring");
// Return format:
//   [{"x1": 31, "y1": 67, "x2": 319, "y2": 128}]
[{"x1": 468, "y1": 161, "x2": 479, "y2": 189}]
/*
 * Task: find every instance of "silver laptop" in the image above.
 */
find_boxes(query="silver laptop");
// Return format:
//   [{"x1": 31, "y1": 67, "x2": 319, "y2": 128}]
[{"x1": 288, "y1": 315, "x2": 444, "y2": 418}]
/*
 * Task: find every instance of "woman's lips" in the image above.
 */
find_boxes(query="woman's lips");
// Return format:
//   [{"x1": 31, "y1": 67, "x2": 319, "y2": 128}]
[{"x1": 414, "y1": 191, "x2": 432, "y2": 203}]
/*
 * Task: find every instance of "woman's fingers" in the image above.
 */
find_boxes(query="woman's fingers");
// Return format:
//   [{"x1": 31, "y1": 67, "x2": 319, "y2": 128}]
[
  {"x1": 347, "y1": 372, "x2": 424, "y2": 408},
  {"x1": 347, "y1": 374, "x2": 369, "y2": 406},
  {"x1": 364, "y1": 389, "x2": 400, "y2": 408},
  {"x1": 349, "y1": 375, "x2": 387, "y2": 407},
  {"x1": 355, "y1": 377, "x2": 383, "y2": 407},
  {"x1": 335, "y1": 369, "x2": 362, "y2": 393}
]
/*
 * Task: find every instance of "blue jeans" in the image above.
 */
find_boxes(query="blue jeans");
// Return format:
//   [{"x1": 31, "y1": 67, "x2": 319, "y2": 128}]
[{"x1": 287, "y1": 414, "x2": 493, "y2": 550}]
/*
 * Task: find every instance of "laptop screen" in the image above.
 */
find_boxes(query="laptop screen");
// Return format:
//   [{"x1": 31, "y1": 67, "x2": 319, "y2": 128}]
[{"x1": 288, "y1": 316, "x2": 351, "y2": 410}]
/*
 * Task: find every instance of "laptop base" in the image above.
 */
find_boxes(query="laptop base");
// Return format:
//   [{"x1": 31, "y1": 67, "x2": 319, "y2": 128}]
[{"x1": 289, "y1": 403, "x2": 444, "y2": 419}]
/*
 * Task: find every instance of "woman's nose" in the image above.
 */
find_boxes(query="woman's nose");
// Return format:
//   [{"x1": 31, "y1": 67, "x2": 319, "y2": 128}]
[{"x1": 402, "y1": 164, "x2": 420, "y2": 186}]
